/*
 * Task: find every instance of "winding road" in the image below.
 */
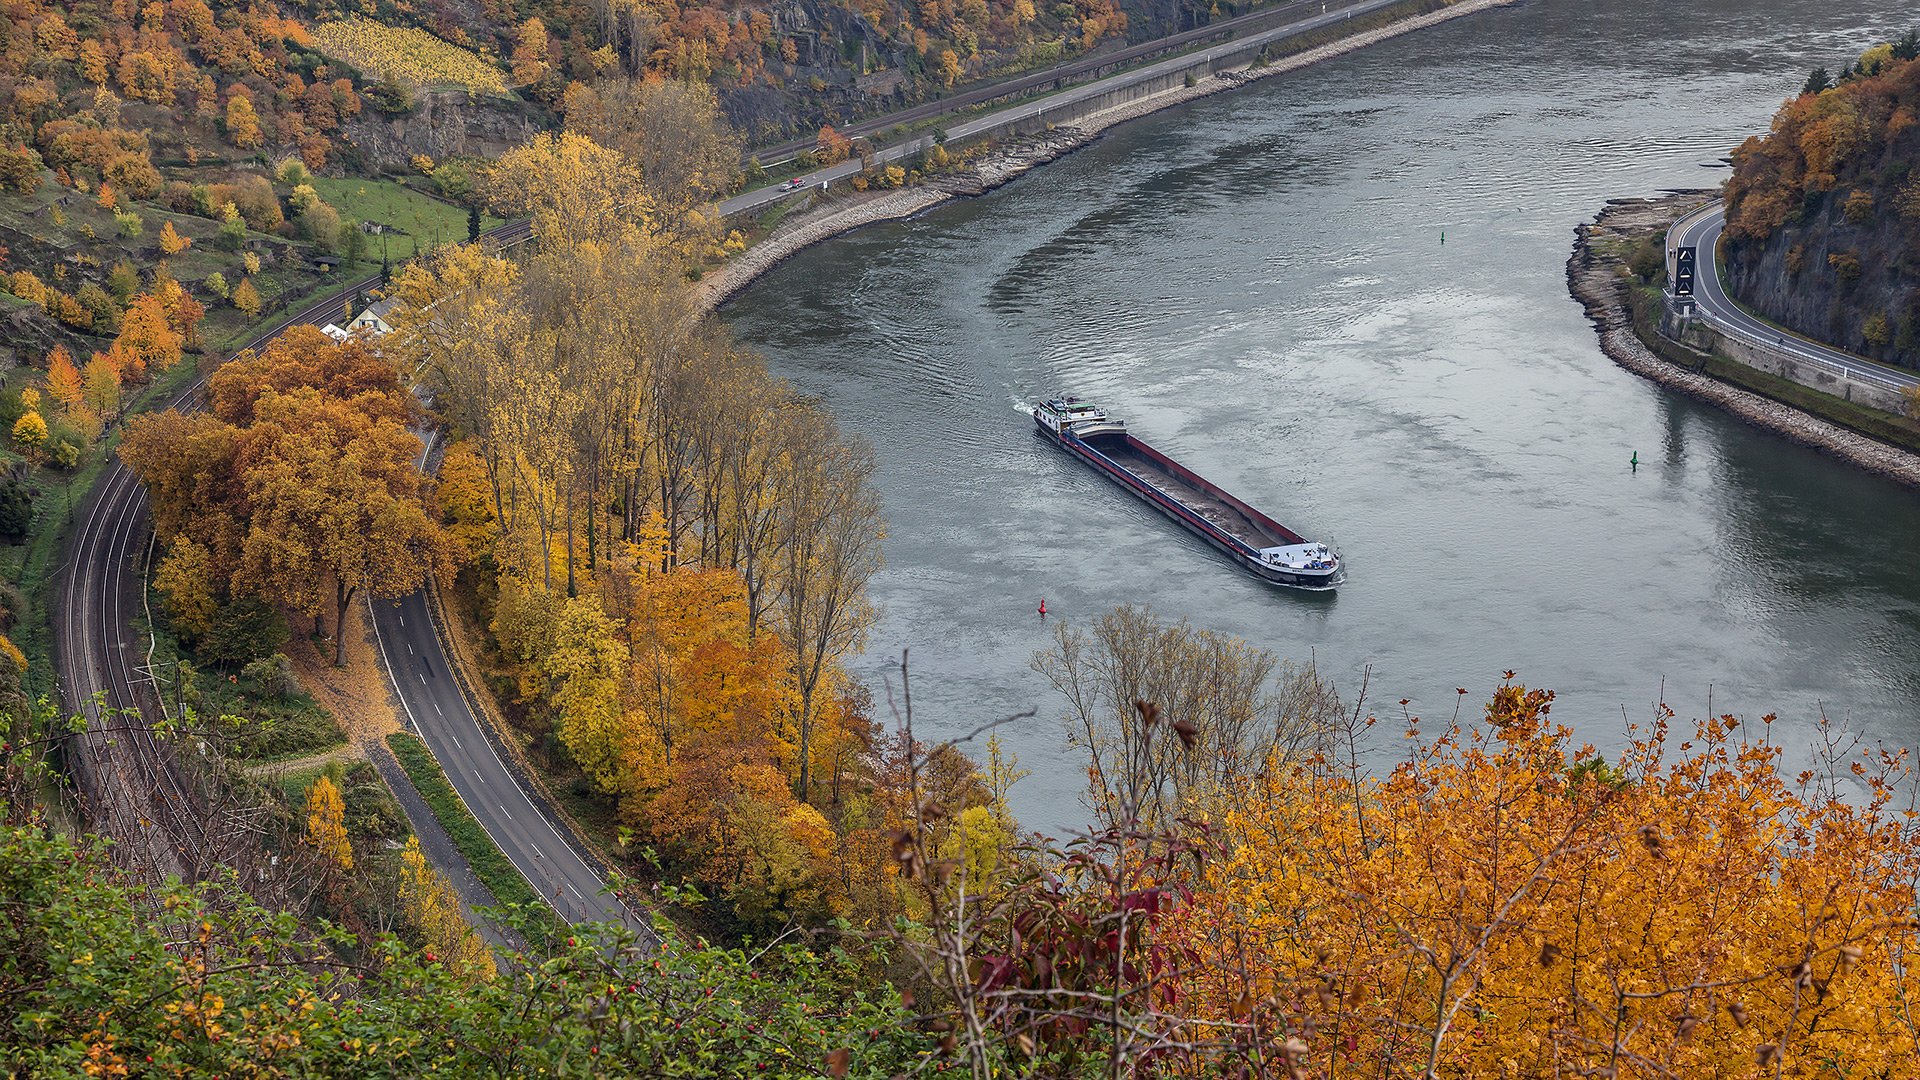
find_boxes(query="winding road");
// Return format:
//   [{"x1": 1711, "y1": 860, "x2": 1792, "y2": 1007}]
[
  {"x1": 56, "y1": 0, "x2": 1461, "y2": 918},
  {"x1": 1669, "y1": 202, "x2": 1917, "y2": 392},
  {"x1": 54, "y1": 217, "x2": 638, "y2": 931}
]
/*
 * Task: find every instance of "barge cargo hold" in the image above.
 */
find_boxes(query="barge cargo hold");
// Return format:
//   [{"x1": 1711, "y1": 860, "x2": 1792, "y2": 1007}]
[{"x1": 1033, "y1": 398, "x2": 1342, "y2": 590}]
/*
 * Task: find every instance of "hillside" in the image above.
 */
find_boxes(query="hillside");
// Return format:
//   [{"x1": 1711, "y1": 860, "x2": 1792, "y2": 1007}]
[{"x1": 1722, "y1": 32, "x2": 1920, "y2": 366}]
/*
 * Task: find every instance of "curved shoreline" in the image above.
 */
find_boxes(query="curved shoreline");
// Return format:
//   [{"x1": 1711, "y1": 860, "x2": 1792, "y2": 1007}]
[
  {"x1": 1568, "y1": 195, "x2": 1920, "y2": 490},
  {"x1": 696, "y1": 0, "x2": 1518, "y2": 313}
]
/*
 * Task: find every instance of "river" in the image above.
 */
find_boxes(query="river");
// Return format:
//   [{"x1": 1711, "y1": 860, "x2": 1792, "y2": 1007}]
[{"x1": 724, "y1": 0, "x2": 1920, "y2": 834}]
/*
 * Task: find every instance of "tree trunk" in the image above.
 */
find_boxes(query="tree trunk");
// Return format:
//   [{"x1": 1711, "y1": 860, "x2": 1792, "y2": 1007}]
[
  {"x1": 333, "y1": 583, "x2": 355, "y2": 666},
  {"x1": 797, "y1": 692, "x2": 812, "y2": 799},
  {"x1": 565, "y1": 488, "x2": 577, "y2": 598}
]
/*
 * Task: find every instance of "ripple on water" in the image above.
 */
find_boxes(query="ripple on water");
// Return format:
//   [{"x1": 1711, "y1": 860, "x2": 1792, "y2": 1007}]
[{"x1": 724, "y1": 0, "x2": 1920, "y2": 834}]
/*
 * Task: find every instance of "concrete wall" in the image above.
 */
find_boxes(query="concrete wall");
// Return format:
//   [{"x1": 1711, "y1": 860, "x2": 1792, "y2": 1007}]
[{"x1": 1661, "y1": 301, "x2": 1908, "y2": 414}]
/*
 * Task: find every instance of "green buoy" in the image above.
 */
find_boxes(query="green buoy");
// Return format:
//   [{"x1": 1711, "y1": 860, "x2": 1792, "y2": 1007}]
[{"x1": 1630, "y1": 451, "x2": 1639, "y2": 470}]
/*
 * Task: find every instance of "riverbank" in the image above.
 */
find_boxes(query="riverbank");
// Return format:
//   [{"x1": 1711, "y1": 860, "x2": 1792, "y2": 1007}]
[
  {"x1": 696, "y1": 0, "x2": 1517, "y2": 312},
  {"x1": 1569, "y1": 194, "x2": 1920, "y2": 489}
]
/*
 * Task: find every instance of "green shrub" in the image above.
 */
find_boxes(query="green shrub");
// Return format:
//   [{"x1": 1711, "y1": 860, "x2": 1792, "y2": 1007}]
[
  {"x1": 0, "y1": 477, "x2": 32, "y2": 540},
  {"x1": 197, "y1": 595, "x2": 289, "y2": 666}
]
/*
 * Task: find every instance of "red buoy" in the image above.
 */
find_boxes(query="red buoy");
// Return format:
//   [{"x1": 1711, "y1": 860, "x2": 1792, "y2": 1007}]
[{"x1": 1038, "y1": 599, "x2": 1048, "y2": 616}]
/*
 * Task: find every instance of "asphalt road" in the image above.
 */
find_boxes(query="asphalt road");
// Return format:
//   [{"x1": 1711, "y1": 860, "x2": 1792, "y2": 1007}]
[
  {"x1": 720, "y1": 0, "x2": 1412, "y2": 218},
  {"x1": 368, "y1": 587, "x2": 637, "y2": 930},
  {"x1": 51, "y1": 218, "x2": 644, "y2": 934},
  {"x1": 1671, "y1": 202, "x2": 1918, "y2": 391},
  {"x1": 743, "y1": 0, "x2": 1370, "y2": 165}
]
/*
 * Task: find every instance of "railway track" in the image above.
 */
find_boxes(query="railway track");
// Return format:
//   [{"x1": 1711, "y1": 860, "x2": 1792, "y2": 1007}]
[
  {"x1": 744, "y1": 0, "x2": 1370, "y2": 165},
  {"x1": 52, "y1": 219, "x2": 533, "y2": 880}
]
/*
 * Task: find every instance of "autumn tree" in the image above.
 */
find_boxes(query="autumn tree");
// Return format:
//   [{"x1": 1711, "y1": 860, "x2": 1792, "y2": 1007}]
[
  {"x1": 483, "y1": 131, "x2": 655, "y2": 252},
  {"x1": 11, "y1": 411, "x2": 46, "y2": 456},
  {"x1": 158, "y1": 220, "x2": 191, "y2": 256},
  {"x1": 816, "y1": 124, "x2": 853, "y2": 165},
  {"x1": 225, "y1": 93, "x2": 261, "y2": 148},
  {"x1": 1168, "y1": 680, "x2": 1920, "y2": 1077},
  {"x1": 122, "y1": 328, "x2": 452, "y2": 665},
  {"x1": 398, "y1": 836, "x2": 492, "y2": 981},
  {"x1": 44, "y1": 347, "x2": 82, "y2": 412},
  {"x1": 305, "y1": 774, "x2": 353, "y2": 870},
  {"x1": 81, "y1": 352, "x2": 122, "y2": 425},
  {"x1": 563, "y1": 78, "x2": 743, "y2": 240},
  {"x1": 511, "y1": 17, "x2": 551, "y2": 88},
  {"x1": 155, "y1": 536, "x2": 219, "y2": 640},
  {"x1": 231, "y1": 277, "x2": 260, "y2": 316},
  {"x1": 116, "y1": 290, "x2": 185, "y2": 376},
  {"x1": 773, "y1": 408, "x2": 883, "y2": 800}
]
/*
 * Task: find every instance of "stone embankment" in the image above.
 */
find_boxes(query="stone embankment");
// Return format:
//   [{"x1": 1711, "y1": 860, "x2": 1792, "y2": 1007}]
[
  {"x1": 1569, "y1": 195, "x2": 1920, "y2": 489},
  {"x1": 697, "y1": 0, "x2": 1516, "y2": 312}
]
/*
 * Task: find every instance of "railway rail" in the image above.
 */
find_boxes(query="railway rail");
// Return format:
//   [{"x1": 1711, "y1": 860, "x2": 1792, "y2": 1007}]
[{"x1": 52, "y1": 219, "x2": 533, "y2": 881}]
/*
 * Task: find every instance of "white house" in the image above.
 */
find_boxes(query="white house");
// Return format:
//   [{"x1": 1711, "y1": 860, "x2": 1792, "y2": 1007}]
[{"x1": 347, "y1": 298, "x2": 397, "y2": 337}]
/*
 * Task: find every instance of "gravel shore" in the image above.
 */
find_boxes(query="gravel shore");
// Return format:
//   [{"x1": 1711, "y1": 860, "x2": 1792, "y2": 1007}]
[
  {"x1": 1568, "y1": 195, "x2": 1920, "y2": 489},
  {"x1": 697, "y1": 0, "x2": 1518, "y2": 312}
]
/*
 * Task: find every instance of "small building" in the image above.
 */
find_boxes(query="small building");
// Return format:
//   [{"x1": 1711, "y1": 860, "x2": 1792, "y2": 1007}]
[
  {"x1": 320, "y1": 323, "x2": 351, "y2": 342},
  {"x1": 311, "y1": 254, "x2": 342, "y2": 272},
  {"x1": 347, "y1": 298, "x2": 397, "y2": 337}
]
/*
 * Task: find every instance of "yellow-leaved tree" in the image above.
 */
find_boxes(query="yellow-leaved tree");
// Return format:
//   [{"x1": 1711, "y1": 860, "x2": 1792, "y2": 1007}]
[
  {"x1": 1169, "y1": 680, "x2": 1920, "y2": 1077},
  {"x1": 305, "y1": 774, "x2": 352, "y2": 871},
  {"x1": 483, "y1": 131, "x2": 655, "y2": 253},
  {"x1": 157, "y1": 220, "x2": 191, "y2": 256},
  {"x1": 398, "y1": 836, "x2": 493, "y2": 983}
]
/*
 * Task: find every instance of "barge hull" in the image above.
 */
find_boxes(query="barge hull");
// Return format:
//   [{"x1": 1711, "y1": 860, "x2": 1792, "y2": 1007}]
[{"x1": 1037, "y1": 419, "x2": 1337, "y2": 590}]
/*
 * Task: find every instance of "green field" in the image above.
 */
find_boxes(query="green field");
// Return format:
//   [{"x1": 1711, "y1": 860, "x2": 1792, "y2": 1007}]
[{"x1": 307, "y1": 177, "x2": 501, "y2": 257}]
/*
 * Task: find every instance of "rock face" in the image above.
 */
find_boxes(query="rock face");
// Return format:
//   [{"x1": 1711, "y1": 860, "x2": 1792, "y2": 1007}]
[
  {"x1": 342, "y1": 92, "x2": 548, "y2": 172},
  {"x1": 1720, "y1": 55, "x2": 1920, "y2": 367},
  {"x1": 1725, "y1": 183, "x2": 1920, "y2": 367}
]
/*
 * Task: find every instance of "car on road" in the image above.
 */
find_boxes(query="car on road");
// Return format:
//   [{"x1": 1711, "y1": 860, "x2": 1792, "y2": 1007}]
[{"x1": 780, "y1": 178, "x2": 806, "y2": 191}]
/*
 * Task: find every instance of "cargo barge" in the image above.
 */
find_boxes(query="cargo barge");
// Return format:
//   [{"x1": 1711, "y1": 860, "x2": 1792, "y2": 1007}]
[{"x1": 1033, "y1": 398, "x2": 1342, "y2": 590}]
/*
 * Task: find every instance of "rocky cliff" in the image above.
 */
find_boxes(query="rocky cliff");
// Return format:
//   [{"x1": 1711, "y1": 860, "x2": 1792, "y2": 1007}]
[
  {"x1": 1722, "y1": 40, "x2": 1920, "y2": 367},
  {"x1": 341, "y1": 92, "x2": 550, "y2": 174}
]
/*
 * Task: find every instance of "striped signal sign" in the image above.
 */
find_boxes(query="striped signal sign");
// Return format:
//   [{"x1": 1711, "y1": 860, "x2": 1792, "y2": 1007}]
[{"x1": 1674, "y1": 246, "x2": 1697, "y2": 298}]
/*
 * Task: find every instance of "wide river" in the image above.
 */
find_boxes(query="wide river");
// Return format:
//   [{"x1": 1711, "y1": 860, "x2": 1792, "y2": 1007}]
[{"x1": 726, "y1": 0, "x2": 1920, "y2": 833}]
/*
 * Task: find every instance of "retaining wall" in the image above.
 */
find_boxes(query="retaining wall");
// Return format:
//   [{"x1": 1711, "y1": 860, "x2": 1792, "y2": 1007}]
[{"x1": 1660, "y1": 303, "x2": 1909, "y2": 414}]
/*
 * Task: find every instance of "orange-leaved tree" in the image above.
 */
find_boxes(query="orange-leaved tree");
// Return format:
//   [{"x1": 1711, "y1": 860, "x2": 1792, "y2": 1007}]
[
  {"x1": 1168, "y1": 679, "x2": 1920, "y2": 1077},
  {"x1": 122, "y1": 326, "x2": 452, "y2": 665}
]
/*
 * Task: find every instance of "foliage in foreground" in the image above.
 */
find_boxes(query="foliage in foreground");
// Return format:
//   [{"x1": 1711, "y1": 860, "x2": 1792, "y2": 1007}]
[
  {"x1": 1171, "y1": 685, "x2": 1920, "y2": 1077},
  {"x1": 882, "y1": 631, "x2": 1920, "y2": 1077},
  {"x1": 0, "y1": 814, "x2": 928, "y2": 1078}
]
